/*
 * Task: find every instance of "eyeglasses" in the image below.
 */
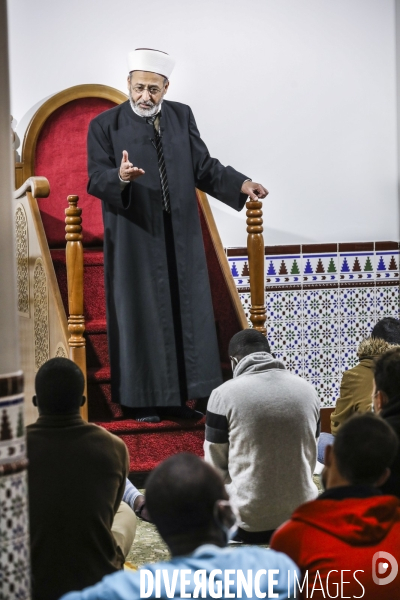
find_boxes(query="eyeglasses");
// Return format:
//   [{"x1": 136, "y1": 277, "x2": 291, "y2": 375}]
[{"x1": 131, "y1": 84, "x2": 164, "y2": 96}]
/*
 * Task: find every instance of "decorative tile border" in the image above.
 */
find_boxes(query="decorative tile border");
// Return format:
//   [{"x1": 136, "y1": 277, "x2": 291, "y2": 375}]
[
  {"x1": 227, "y1": 242, "x2": 399, "y2": 408},
  {"x1": 228, "y1": 241, "x2": 399, "y2": 287},
  {"x1": 265, "y1": 246, "x2": 303, "y2": 287},
  {"x1": 0, "y1": 396, "x2": 26, "y2": 466},
  {"x1": 0, "y1": 470, "x2": 30, "y2": 599},
  {"x1": 0, "y1": 375, "x2": 30, "y2": 599},
  {"x1": 302, "y1": 243, "x2": 339, "y2": 285}
]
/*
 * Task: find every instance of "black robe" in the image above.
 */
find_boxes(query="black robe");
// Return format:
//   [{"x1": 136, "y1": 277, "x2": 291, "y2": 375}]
[{"x1": 87, "y1": 99, "x2": 248, "y2": 408}]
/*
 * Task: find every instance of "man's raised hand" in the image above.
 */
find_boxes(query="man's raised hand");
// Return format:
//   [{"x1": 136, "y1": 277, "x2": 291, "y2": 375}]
[
  {"x1": 119, "y1": 150, "x2": 145, "y2": 182},
  {"x1": 241, "y1": 180, "x2": 269, "y2": 200}
]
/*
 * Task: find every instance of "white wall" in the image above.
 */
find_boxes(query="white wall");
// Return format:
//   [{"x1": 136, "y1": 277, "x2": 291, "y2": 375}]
[
  {"x1": 1, "y1": 0, "x2": 20, "y2": 374},
  {"x1": 7, "y1": 0, "x2": 399, "y2": 247}
]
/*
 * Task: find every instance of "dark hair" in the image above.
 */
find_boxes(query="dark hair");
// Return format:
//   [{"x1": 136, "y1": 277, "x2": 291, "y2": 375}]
[
  {"x1": 374, "y1": 347, "x2": 400, "y2": 401},
  {"x1": 228, "y1": 329, "x2": 271, "y2": 361},
  {"x1": 371, "y1": 317, "x2": 400, "y2": 344},
  {"x1": 35, "y1": 358, "x2": 84, "y2": 415},
  {"x1": 334, "y1": 413, "x2": 398, "y2": 485},
  {"x1": 145, "y1": 453, "x2": 226, "y2": 539}
]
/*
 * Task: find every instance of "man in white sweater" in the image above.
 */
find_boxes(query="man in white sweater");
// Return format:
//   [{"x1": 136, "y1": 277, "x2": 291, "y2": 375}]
[{"x1": 204, "y1": 329, "x2": 320, "y2": 544}]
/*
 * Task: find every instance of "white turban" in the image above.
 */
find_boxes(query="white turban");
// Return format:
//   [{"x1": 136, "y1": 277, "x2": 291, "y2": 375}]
[{"x1": 128, "y1": 48, "x2": 175, "y2": 79}]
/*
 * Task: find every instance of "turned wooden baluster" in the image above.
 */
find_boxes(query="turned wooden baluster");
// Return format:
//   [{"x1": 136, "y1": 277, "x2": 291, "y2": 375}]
[
  {"x1": 65, "y1": 195, "x2": 88, "y2": 420},
  {"x1": 246, "y1": 197, "x2": 267, "y2": 335}
]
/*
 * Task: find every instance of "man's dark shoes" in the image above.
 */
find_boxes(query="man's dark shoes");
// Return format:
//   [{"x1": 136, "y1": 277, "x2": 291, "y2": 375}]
[
  {"x1": 159, "y1": 406, "x2": 204, "y2": 420},
  {"x1": 134, "y1": 408, "x2": 160, "y2": 423}
]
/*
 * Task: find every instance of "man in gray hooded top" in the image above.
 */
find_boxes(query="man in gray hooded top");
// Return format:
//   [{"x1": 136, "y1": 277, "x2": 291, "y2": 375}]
[{"x1": 204, "y1": 329, "x2": 320, "y2": 544}]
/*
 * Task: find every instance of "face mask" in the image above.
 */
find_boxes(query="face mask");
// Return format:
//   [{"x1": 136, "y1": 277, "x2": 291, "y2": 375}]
[{"x1": 214, "y1": 500, "x2": 239, "y2": 542}]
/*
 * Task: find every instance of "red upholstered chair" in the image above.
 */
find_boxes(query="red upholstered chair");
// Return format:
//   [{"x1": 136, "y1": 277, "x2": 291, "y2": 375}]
[{"x1": 17, "y1": 84, "x2": 247, "y2": 473}]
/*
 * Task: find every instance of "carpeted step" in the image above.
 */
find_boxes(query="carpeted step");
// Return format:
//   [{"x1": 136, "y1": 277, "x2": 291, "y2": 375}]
[
  {"x1": 87, "y1": 366, "x2": 111, "y2": 383},
  {"x1": 51, "y1": 249, "x2": 107, "y2": 322},
  {"x1": 86, "y1": 330, "x2": 109, "y2": 368},
  {"x1": 121, "y1": 428, "x2": 205, "y2": 472},
  {"x1": 87, "y1": 381, "x2": 123, "y2": 420},
  {"x1": 51, "y1": 249, "x2": 116, "y2": 419},
  {"x1": 95, "y1": 418, "x2": 206, "y2": 473},
  {"x1": 86, "y1": 319, "x2": 107, "y2": 333},
  {"x1": 97, "y1": 417, "x2": 205, "y2": 435},
  {"x1": 86, "y1": 366, "x2": 121, "y2": 420},
  {"x1": 85, "y1": 318, "x2": 109, "y2": 368},
  {"x1": 50, "y1": 247, "x2": 207, "y2": 472}
]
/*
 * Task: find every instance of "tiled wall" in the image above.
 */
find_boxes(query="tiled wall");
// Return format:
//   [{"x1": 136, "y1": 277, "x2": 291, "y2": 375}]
[{"x1": 226, "y1": 242, "x2": 400, "y2": 408}]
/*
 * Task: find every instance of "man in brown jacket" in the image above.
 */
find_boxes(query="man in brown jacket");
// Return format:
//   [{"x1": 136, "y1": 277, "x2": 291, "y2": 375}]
[
  {"x1": 318, "y1": 317, "x2": 400, "y2": 463},
  {"x1": 27, "y1": 358, "x2": 136, "y2": 600}
]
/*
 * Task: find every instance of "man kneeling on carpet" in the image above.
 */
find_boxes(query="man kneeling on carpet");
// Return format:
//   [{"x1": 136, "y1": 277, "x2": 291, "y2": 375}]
[
  {"x1": 27, "y1": 358, "x2": 138, "y2": 600},
  {"x1": 318, "y1": 317, "x2": 400, "y2": 463},
  {"x1": 270, "y1": 413, "x2": 400, "y2": 599},
  {"x1": 60, "y1": 453, "x2": 298, "y2": 599},
  {"x1": 204, "y1": 329, "x2": 320, "y2": 544}
]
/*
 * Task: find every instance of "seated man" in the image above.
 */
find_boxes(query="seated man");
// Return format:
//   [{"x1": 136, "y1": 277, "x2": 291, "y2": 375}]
[
  {"x1": 271, "y1": 413, "x2": 400, "y2": 599},
  {"x1": 318, "y1": 317, "x2": 400, "y2": 463},
  {"x1": 373, "y1": 347, "x2": 400, "y2": 497},
  {"x1": 204, "y1": 329, "x2": 320, "y2": 544},
  {"x1": 27, "y1": 358, "x2": 136, "y2": 600},
  {"x1": 61, "y1": 453, "x2": 298, "y2": 600}
]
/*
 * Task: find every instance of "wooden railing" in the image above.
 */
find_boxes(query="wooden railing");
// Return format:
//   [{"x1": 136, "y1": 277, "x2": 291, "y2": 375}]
[
  {"x1": 62, "y1": 192, "x2": 265, "y2": 422},
  {"x1": 246, "y1": 197, "x2": 266, "y2": 335},
  {"x1": 65, "y1": 195, "x2": 88, "y2": 420}
]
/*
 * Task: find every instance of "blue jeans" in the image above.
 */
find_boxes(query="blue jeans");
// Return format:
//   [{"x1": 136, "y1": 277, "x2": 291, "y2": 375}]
[{"x1": 317, "y1": 432, "x2": 335, "y2": 464}]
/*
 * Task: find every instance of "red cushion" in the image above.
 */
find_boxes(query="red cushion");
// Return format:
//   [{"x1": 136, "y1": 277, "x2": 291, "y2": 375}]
[{"x1": 35, "y1": 97, "x2": 116, "y2": 247}]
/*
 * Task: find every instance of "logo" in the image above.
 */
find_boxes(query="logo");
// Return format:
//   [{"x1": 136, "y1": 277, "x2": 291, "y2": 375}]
[{"x1": 372, "y1": 551, "x2": 398, "y2": 586}]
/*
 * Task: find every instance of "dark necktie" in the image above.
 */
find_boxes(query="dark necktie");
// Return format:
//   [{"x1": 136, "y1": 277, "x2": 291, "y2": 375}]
[{"x1": 147, "y1": 114, "x2": 171, "y2": 213}]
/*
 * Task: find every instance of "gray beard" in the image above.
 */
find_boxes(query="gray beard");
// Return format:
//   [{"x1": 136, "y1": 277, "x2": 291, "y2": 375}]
[{"x1": 129, "y1": 90, "x2": 163, "y2": 118}]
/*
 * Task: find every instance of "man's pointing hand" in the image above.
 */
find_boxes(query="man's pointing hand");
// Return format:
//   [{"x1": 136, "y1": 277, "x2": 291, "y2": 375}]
[
  {"x1": 119, "y1": 150, "x2": 145, "y2": 182},
  {"x1": 241, "y1": 180, "x2": 269, "y2": 200}
]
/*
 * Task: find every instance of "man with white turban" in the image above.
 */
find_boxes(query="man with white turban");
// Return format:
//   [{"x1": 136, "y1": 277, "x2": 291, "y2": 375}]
[{"x1": 87, "y1": 48, "x2": 268, "y2": 422}]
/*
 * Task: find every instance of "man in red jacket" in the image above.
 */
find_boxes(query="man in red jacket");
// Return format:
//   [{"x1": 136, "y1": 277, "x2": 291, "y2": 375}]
[{"x1": 270, "y1": 413, "x2": 400, "y2": 599}]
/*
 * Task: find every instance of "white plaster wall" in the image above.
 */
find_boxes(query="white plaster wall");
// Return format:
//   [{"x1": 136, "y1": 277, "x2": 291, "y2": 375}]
[
  {"x1": 7, "y1": 0, "x2": 399, "y2": 246},
  {"x1": 1, "y1": 0, "x2": 20, "y2": 374}
]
